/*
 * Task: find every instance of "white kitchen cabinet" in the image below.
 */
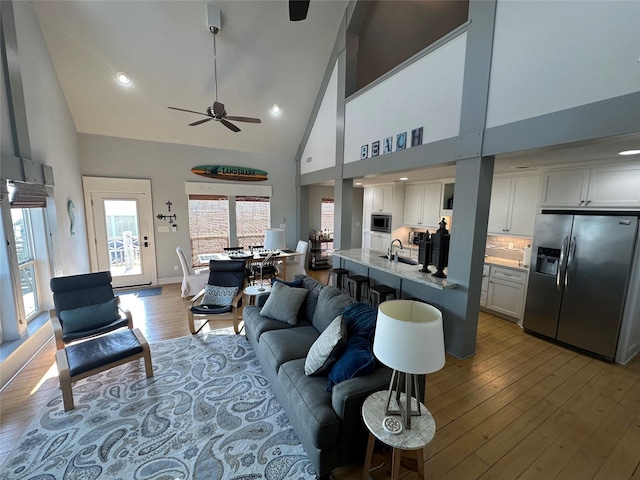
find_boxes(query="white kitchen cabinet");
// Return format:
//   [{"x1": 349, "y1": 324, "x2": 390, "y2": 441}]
[
  {"x1": 367, "y1": 232, "x2": 390, "y2": 252},
  {"x1": 480, "y1": 264, "x2": 490, "y2": 307},
  {"x1": 403, "y1": 183, "x2": 442, "y2": 228},
  {"x1": 541, "y1": 163, "x2": 640, "y2": 208},
  {"x1": 368, "y1": 185, "x2": 393, "y2": 213},
  {"x1": 486, "y1": 266, "x2": 528, "y2": 320},
  {"x1": 488, "y1": 175, "x2": 540, "y2": 237}
]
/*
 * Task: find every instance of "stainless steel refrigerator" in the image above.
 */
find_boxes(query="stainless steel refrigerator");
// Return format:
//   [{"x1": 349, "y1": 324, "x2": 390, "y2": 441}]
[{"x1": 523, "y1": 214, "x2": 638, "y2": 360}]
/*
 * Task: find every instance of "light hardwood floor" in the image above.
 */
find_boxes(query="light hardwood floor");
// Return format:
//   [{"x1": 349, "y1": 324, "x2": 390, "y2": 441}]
[{"x1": 1, "y1": 271, "x2": 639, "y2": 479}]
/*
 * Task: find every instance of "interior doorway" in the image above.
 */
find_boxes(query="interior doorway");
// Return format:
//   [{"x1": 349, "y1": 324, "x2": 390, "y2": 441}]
[{"x1": 83, "y1": 177, "x2": 157, "y2": 288}]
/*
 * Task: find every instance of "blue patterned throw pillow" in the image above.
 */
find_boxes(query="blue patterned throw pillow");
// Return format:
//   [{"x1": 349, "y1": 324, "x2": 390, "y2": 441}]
[
  {"x1": 326, "y1": 335, "x2": 376, "y2": 391},
  {"x1": 341, "y1": 302, "x2": 378, "y2": 340},
  {"x1": 201, "y1": 285, "x2": 239, "y2": 306}
]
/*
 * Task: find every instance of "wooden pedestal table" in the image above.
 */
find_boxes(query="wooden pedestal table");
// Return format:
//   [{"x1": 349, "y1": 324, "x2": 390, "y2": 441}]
[{"x1": 361, "y1": 390, "x2": 436, "y2": 480}]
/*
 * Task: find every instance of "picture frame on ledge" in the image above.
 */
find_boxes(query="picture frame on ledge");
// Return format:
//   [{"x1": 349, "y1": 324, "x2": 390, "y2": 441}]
[
  {"x1": 372, "y1": 141, "x2": 380, "y2": 157},
  {"x1": 396, "y1": 132, "x2": 407, "y2": 151},
  {"x1": 383, "y1": 136, "x2": 393, "y2": 154},
  {"x1": 361, "y1": 144, "x2": 369, "y2": 159},
  {"x1": 411, "y1": 127, "x2": 423, "y2": 147}
]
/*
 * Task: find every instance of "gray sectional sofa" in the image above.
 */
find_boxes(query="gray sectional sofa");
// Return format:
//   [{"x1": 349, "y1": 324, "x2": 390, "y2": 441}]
[{"x1": 242, "y1": 275, "x2": 392, "y2": 479}]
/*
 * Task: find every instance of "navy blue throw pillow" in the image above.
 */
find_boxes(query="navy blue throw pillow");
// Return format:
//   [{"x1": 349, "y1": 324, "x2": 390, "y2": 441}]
[
  {"x1": 326, "y1": 335, "x2": 376, "y2": 391},
  {"x1": 270, "y1": 278, "x2": 304, "y2": 288},
  {"x1": 341, "y1": 303, "x2": 378, "y2": 340}
]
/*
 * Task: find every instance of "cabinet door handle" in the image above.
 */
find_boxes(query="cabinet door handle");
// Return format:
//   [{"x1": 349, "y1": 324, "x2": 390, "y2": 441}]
[
  {"x1": 586, "y1": 200, "x2": 592, "y2": 205},
  {"x1": 579, "y1": 200, "x2": 585, "y2": 205}
]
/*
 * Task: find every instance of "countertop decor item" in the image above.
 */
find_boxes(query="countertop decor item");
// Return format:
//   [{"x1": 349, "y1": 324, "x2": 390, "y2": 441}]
[
  {"x1": 373, "y1": 300, "x2": 445, "y2": 429},
  {"x1": 383, "y1": 416, "x2": 403, "y2": 434}
]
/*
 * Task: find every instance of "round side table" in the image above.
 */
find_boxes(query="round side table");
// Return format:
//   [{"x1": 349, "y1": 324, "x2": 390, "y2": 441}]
[
  {"x1": 361, "y1": 390, "x2": 435, "y2": 480},
  {"x1": 243, "y1": 284, "x2": 271, "y2": 305}
]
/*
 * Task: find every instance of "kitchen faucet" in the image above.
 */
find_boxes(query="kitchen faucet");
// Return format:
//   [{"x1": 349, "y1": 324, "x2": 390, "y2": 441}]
[{"x1": 388, "y1": 239, "x2": 403, "y2": 260}]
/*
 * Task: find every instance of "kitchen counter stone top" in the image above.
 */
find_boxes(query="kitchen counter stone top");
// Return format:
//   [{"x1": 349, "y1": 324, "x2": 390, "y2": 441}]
[
  {"x1": 484, "y1": 256, "x2": 529, "y2": 272},
  {"x1": 333, "y1": 249, "x2": 457, "y2": 290}
]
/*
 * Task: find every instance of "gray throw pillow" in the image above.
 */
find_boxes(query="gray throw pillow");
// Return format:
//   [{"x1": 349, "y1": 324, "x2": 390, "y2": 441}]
[
  {"x1": 305, "y1": 315, "x2": 348, "y2": 376},
  {"x1": 260, "y1": 281, "x2": 308, "y2": 325},
  {"x1": 311, "y1": 285, "x2": 355, "y2": 332},
  {"x1": 59, "y1": 297, "x2": 120, "y2": 334},
  {"x1": 201, "y1": 285, "x2": 238, "y2": 306},
  {"x1": 294, "y1": 274, "x2": 325, "y2": 321}
]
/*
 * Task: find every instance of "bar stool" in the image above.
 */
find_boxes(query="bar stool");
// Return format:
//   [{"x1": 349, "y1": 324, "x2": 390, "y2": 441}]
[
  {"x1": 327, "y1": 268, "x2": 349, "y2": 291},
  {"x1": 368, "y1": 284, "x2": 397, "y2": 309},
  {"x1": 346, "y1": 275, "x2": 370, "y2": 302}
]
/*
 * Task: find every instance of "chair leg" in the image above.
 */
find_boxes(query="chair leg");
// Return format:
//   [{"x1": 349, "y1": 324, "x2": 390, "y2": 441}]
[
  {"x1": 133, "y1": 329, "x2": 154, "y2": 378},
  {"x1": 56, "y1": 349, "x2": 75, "y2": 411}
]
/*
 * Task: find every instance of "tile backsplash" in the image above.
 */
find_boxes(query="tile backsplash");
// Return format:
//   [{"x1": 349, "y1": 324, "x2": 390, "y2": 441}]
[{"x1": 485, "y1": 235, "x2": 532, "y2": 262}]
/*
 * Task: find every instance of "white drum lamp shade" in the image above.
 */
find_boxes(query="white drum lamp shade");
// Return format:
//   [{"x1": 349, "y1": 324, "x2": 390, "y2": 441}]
[
  {"x1": 264, "y1": 228, "x2": 285, "y2": 250},
  {"x1": 373, "y1": 300, "x2": 445, "y2": 428}
]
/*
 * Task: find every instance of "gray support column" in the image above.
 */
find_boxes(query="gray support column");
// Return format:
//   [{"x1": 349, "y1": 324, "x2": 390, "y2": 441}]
[
  {"x1": 334, "y1": 179, "x2": 353, "y2": 251},
  {"x1": 298, "y1": 184, "x2": 310, "y2": 245},
  {"x1": 444, "y1": 156, "x2": 494, "y2": 358}
]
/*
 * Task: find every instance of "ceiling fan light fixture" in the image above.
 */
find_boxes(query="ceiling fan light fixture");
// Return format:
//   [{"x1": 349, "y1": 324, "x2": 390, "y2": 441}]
[
  {"x1": 115, "y1": 71, "x2": 131, "y2": 85},
  {"x1": 270, "y1": 104, "x2": 281, "y2": 116}
]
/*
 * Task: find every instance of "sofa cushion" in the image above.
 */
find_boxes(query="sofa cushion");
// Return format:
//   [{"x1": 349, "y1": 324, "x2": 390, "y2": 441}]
[
  {"x1": 305, "y1": 315, "x2": 347, "y2": 376},
  {"x1": 59, "y1": 297, "x2": 120, "y2": 334},
  {"x1": 260, "y1": 326, "x2": 319, "y2": 373},
  {"x1": 260, "y1": 281, "x2": 308, "y2": 325},
  {"x1": 243, "y1": 305, "x2": 312, "y2": 343},
  {"x1": 294, "y1": 274, "x2": 326, "y2": 321},
  {"x1": 278, "y1": 358, "x2": 341, "y2": 450},
  {"x1": 201, "y1": 284, "x2": 238, "y2": 306},
  {"x1": 341, "y1": 302, "x2": 378, "y2": 340},
  {"x1": 271, "y1": 278, "x2": 304, "y2": 288},
  {"x1": 327, "y1": 335, "x2": 377, "y2": 391},
  {"x1": 311, "y1": 286, "x2": 355, "y2": 332}
]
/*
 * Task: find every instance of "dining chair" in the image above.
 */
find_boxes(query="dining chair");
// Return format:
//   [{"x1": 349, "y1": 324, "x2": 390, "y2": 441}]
[
  {"x1": 252, "y1": 251, "x2": 280, "y2": 285},
  {"x1": 176, "y1": 246, "x2": 208, "y2": 298},
  {"x1": 285, "y1": 240, "x2": 309, "y2": 281}
]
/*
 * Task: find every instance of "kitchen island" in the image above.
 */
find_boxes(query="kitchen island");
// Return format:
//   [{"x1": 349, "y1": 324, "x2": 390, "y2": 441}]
[{"x1": 333, "y1": 248, "x2": 457, "y2": 291}]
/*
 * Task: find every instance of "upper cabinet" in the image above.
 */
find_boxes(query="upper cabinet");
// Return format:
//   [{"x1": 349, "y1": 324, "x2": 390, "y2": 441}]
[
  {"x1": 403, "y1": 183, "x2": 442, "y2": 228},
  {"x1": 541, "y1": 164, "x2": 640, "y2": 208},
  {"x1": 488, "y1": 175, "x2": 540, "y2": 237},
  {"x1": 363, "y1": 184, "x2": 401, "y2": 232}
]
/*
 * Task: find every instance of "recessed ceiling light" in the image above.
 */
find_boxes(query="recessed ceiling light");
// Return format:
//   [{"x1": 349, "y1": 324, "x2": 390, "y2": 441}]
[
  {"x1": 619, "y1": 149, "x2": 640, "y2": 156},
  {"x1": 355, "y1": 182, "x2": 363, "y2": 186},
  {"x1": 270, "y1": 104, "x2": 281, "y2": 115},
  {"x1": 399, "y1": 177, "x2": 409, "y2": 181},
  {"x1": 115, "y1": 71, "x2": 131, "y2": 85}
]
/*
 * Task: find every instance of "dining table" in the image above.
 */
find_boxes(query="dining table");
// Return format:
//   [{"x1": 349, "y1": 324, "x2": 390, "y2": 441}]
[{"x1": 197, "y1": 249, "x2": 302, "y2": 283}]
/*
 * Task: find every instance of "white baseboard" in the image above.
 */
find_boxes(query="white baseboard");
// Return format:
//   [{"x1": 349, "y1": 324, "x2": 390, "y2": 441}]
[{"x1": 159, "y1": 276, "x2": 182, "y2": 285}]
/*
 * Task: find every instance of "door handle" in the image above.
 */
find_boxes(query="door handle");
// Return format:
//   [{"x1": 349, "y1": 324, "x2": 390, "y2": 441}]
[
  {"x1": 565, "y1": 237, "x2": 576, "y2": 290},
  {"x1": 557, "y1": 236, "x2": 569, "y2": 291},
  {"x1": 144, "y1": 241, "x2": 149, "y2": 247}
]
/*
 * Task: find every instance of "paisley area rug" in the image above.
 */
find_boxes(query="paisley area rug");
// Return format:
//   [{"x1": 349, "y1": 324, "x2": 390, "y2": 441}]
[{"x1": 1, "y1": 334, "x2": 316, "y2": 480}]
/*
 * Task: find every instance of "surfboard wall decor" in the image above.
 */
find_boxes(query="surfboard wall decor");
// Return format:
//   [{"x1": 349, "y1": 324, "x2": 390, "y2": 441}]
[{"x1": 191, "y1": 165, "x2": 268, "y2": 182}]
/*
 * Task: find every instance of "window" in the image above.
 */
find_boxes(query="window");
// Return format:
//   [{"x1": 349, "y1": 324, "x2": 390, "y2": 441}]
[
  {"x1": 11, "y1": 208, "x2": 40, "y2": 321},
  {"x1": 236, "y1": 196, "x2": 270, "y2": 249},
  {"x1": 188, "y1": 195, "x2": 230, "y2": 266},
  {"x1": 321, "y1": 197, "x2": 334, "y2": 235}
]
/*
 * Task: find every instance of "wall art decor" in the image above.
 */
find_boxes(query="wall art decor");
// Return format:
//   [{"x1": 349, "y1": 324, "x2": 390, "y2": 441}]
[
  {"x1": 411, "y1": 127, "x2": 423, "y2": 147},
  {"x1": 371, "y1": 141, "x2": 380, "y2": 157},
  {"x1": 191, "y1": 165, "x2": 268, "y2": 181},
  {"x1": 67, "y1": 199, "x2": 75, "y2": 236},
  {"x1": 383, "y1": 136, "x2": 393, "y2": 154},
  {"x1": 396, "y1": 132, "x2": 407, "y2": 151},
  {"x1": 361, "y1": 144, "x2": 369, "y2": 159}
]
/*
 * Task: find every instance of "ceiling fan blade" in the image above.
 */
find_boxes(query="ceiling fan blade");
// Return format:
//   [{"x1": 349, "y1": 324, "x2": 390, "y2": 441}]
[
  {"x1": 225, "y1": 116, "x2": 262, "y2": 124},
  {"x1": 189, "y1": 118, "x2": 214, "y2": 126},
  {"x1": 213, "y1": 101, "x2": 225, "y2": 116},
  {"x1": 220, "y1": 119, "x2": 241, "y2": 132},
  {"x1": 168, "y1": 106, "x2": 209, "y2": 116},
  {"x1": 289, "y1": 0, "x2": 310, "y2": 21}
]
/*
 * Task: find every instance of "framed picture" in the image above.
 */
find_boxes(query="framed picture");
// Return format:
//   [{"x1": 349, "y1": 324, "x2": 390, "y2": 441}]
[
  {"x1": 396, "y1": 132, "x2": 407, "y2": 151},
  {"x1": 411, "y1": 127, "x2": 423, "y2": 147},
  {"x1": 361, "y1": 144, "x2": 369, "y2": 159},
  {"x1": 371, "y1": 140, "x2": 380, "y2": 157},
  {"x1": 383, "y1": 136, "x2": 393, "y2": 154}
]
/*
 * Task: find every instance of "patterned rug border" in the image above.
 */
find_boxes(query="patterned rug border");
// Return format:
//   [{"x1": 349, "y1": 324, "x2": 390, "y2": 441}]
[{"x1": 1, "y1": 333, "x2": 315, "y2": 480}]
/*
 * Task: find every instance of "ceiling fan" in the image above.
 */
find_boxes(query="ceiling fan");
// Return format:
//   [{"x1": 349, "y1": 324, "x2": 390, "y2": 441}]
[{"x1": 168, "y1": 10, "x2": 261, "y2": 133}]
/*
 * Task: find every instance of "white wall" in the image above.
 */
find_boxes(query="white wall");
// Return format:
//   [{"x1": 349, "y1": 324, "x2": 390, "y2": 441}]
[
  {"x1": 486, "y1": 0, "x2": 640, "y2": 128},
  {"x1": 344, "y1": 32, "x2": 466, "y2": 164},
  {"x1": 13, "y1": 1, "x2": 89, "y2": 277},
  {"x1": 78, "y1": 133, "x2": 297, "y2": 282},
  {"x1": 300, "y1": 60, "x2": 339, "y2": 174}
]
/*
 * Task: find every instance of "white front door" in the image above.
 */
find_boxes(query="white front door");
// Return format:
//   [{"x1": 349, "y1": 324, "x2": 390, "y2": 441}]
[{"x1": 83, "y1": 177, "x2": 157, "y2": 288}]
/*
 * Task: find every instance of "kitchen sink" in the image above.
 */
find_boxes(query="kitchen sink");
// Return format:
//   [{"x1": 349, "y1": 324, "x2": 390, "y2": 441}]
[{"x1": 378, "y1": 255, "x2": 420, "y2": 266}]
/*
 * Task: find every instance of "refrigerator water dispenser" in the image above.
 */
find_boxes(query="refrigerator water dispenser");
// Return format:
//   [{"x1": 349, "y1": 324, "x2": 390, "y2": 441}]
[{"x1": 535, "y1": 247, "x2": 560, "y2": 276}]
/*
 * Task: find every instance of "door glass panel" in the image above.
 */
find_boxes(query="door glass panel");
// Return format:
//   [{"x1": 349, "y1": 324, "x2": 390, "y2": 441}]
[{"x1": 104, "y1": 200, "x2": 141, "y2": 277}]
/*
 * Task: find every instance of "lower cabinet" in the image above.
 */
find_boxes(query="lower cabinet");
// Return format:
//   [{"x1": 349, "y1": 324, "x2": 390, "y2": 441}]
[
  {"x1": 480, "y1": 264, "x2": 490, "y2": 307},
  {"x1": 485, "y1": 265, "x2": 528, "y2": 320}
]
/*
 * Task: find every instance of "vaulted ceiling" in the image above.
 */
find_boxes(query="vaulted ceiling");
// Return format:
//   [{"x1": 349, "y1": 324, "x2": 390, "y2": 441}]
[{"x1": 33, "y1": 0, "x2": 348, "y2": 158}]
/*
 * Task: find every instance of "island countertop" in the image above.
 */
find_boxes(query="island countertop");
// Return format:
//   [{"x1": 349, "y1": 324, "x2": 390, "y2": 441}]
[{"x1": 333, "y1": 248, "x2": 457, "y2": 290}]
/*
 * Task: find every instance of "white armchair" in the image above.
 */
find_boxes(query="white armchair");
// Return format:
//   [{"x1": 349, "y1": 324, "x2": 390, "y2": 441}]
[
  {"x1": 176, "y1": 247, "x2": 208, "y2": 298},
  {"x1": 285, "y1": 240, "x2": 308, "y2": 281}
]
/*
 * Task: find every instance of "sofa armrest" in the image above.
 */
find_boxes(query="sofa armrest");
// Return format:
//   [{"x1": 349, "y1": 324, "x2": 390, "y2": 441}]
[{"x1": 331, "y1": 366, "x2": 393, "y2": 420}]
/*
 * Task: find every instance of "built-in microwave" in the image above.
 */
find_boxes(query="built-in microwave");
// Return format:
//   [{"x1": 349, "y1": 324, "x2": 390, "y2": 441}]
[{"x1": 371, "y1": 214, "x2": 392, "y2": 233}]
